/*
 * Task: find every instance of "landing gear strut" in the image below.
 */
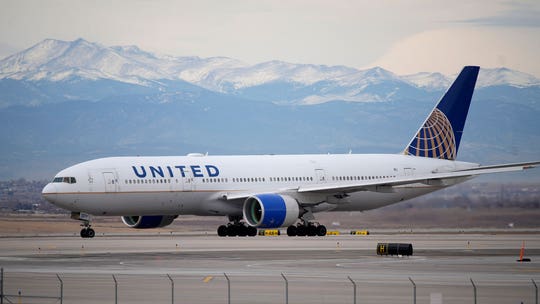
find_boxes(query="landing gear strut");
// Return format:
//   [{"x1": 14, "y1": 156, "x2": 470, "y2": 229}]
[
  {"x1": 217, "y1": 216, "x2": 257, "y2": 237},
  {"x1": 72, "y1": 212, "x2": 95, "y2": 238},
  {"x1": 287, "y1": 221, "x2": 327, "y2": 237}
]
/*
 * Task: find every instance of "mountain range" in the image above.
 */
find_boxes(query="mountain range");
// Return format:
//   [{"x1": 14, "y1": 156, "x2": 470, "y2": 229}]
[
  {"x1": 2, "y1": 38, "x2": 540, "y2": 107},
  {"x1": 0, "y1": 39, "x2": 539, "y2": 181}
]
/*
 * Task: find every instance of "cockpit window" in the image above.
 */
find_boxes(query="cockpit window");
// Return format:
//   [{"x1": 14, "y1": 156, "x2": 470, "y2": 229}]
[{"x1": 52, "y1": 177, "x2": 77, "y2": 184}]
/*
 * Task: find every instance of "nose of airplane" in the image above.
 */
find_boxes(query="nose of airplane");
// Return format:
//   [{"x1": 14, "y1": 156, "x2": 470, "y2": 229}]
[{"x1": 41, "y1": 183, "x2": 58, "y2": 202}]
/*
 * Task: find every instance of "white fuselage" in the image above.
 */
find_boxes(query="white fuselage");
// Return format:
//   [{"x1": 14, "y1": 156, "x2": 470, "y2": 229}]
[{"x1": 42, "y1": 153, "x2": 476, "y2": 217}]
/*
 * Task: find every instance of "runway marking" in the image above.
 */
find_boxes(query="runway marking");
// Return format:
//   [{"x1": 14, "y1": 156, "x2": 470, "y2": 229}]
[
  {"x1": 203, "y1": 276, "x2": 214, "y2": 283},
  {"x1": 0, "y1": 257, "x2": 29, "y2": 261}
]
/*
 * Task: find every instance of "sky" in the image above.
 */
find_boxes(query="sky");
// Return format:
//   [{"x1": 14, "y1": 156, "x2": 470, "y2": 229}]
[{"x1": 1, "y1": 0, "x2": 540, "y2": 76}]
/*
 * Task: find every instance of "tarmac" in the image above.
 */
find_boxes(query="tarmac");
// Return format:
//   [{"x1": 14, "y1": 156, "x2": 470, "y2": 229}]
[{"x1": 0, "y1": 231, "x2": 539, "y2": 304}]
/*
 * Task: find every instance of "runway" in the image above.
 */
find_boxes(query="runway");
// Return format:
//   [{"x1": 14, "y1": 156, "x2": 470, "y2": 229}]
[{"x1": 1, "y1": 232, "x2": 539, "y2": 303}]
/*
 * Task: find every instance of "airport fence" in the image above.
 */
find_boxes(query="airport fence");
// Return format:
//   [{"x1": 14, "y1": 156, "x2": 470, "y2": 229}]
[{"x1": 0, "y1": 268, "x2": 538, "y2": 304}]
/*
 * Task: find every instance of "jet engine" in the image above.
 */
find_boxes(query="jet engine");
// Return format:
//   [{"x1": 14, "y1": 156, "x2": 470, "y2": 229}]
[
  {"x1": 121, "y1": 215, "x2": 178, "y2": 229},
  {"x1": 243, "y1": 194, "x2": 299, "y2": 228}
]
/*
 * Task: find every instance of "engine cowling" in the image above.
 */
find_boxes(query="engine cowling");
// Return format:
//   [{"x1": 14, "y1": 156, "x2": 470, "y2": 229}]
[
  {"x1": 121, "y1": 215, "x2": 177, "y2": 229},
  {"x1": 243, "y1": 194, "x2": 299, "y2": 228}
]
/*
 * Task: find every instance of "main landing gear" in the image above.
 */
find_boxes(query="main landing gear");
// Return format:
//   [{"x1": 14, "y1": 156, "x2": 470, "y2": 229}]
[
  {"x1": 286, "y1": 222, "x2": 327, "y2": 237},
  {"x1": 217, "y1": 216, "x2": 257, "y2": 237},
  {"x1": 71, "y1": 212, "x2": 95, "y2": 238}
]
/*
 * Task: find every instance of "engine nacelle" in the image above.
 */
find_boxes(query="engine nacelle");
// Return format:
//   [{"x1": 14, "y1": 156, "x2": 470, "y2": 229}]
[
  {"x1": 121, "y1": 215, "x2": 177, "y2": 229},
  {"x1": 243, "y1": 194, "x2": 299, "y2": 228}
]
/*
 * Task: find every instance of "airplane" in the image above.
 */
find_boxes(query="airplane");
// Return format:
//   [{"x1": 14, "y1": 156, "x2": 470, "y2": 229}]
[{"x1": 42, "y1": 66, "x2": 539, "y2": 238}]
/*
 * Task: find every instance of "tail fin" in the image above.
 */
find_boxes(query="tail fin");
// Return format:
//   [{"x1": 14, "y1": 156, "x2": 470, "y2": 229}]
[{"x1": 404, "y1": 66, "x2": 480, "y2": 160}]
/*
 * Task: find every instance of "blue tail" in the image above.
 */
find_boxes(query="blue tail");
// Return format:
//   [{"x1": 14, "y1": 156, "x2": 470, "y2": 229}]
[{"x1": 404, "y1": 66, "x2": 480, "y2": 160}]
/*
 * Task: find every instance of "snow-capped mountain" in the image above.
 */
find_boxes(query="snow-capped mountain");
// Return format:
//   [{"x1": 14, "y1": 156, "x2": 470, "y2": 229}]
[
  {"x1": 1, "y1": 38, "x2": 539, "y2": 107},
  {"x1": 0, "y1": 38, "x2": 247, "y2": 86},
  {"x1": 476, "y1": 68, "x2": 540, "y2": 88},
  {"x1": 402, "y1": 72, "x2": 451, "y2": 91},
  {"x1": 403, "y1": 68, "x2": 540, "y2": 90}
]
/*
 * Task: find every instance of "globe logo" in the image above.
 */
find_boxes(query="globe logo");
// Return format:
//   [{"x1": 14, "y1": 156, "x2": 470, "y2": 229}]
[{"x1": 405, "y1": 108, "x2": 456, "y2": 160}]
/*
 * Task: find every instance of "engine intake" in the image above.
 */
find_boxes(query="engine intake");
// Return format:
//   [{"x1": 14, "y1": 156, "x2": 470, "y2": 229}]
[
  {"x1": 121, "y1": 215, "x2": 177, "y2": 229},
  {"x1": 243, "y1": 194, "x2": 299, "y2": 228}
]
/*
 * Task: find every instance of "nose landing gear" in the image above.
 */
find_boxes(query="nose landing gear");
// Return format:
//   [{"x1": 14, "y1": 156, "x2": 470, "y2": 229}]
[
  {"x1": 72, "y1": 212, "x2": 95, "y2": 238},
  {"x1": 80, "y1": 222, "x2": 95, "y2": 238}
]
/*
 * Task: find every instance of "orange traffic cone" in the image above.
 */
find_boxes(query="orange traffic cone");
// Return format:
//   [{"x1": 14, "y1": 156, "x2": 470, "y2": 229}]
[{"x1": 517, "y1": 241, "x2": 531, "y2": 262}]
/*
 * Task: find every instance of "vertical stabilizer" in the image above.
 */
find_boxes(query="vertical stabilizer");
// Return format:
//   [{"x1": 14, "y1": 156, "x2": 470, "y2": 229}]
[{"x1": 404, "y1": 66, "x2": 480, "y2": 160}]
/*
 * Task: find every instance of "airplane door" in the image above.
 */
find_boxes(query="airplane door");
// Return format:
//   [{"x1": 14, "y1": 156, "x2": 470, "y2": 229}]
[
  {"x1": 315, "y1": 169, "x2": 327, "y2": 183},
  {"x1": 182, "y1": 170, "x2": 195, "y2": 191},
  {"x1": 103, "y1": 172, "x2": 118, "y2": 192}
]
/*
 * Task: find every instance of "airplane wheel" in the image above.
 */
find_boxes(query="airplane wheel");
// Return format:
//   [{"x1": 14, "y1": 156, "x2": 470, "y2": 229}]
[
  {"x1": 217, "y1": 225, "x2": 228, "y2": 237},
  {"x1": 316, "y1": 225, "x2": 327, "y2": 236},
  {"x1": 296, "y1": 225, "x2": 307, "y2": 237},
  {"x1": 237, "y1": 225, "x2": 248, "y2": 237},
  {"x1": 227, "y1": 225, "x2": 238, "y2": 237},
  {"x1": 286, "y1": 225, "x2": 297, "y2": 237},
  {"x1": 87, "y1": 228, "x2": 95, "y2": 238},
  {"x1": 80, "y1": 229, "x2": 88, "y2": 238},
  {"x1": 247, "y1": 226, "x2": 257, "y2": 237},
  {"x1": 307, "y1": 225, "x2": 317, "y2": 237}
]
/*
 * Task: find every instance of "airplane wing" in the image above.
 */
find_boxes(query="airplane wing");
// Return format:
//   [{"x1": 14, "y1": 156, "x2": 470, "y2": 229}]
[
  {"x1": 297, "y1": 161, "x2": 540, "y2": 194},
  {"x1": 221, "y1": 161, "x2": 540, "y2": 201}
]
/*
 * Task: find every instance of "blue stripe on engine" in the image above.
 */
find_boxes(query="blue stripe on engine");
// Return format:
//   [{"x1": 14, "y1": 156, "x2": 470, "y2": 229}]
[{"x1": 256, "y1": 194, "x2": 286, "y2": 228}]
